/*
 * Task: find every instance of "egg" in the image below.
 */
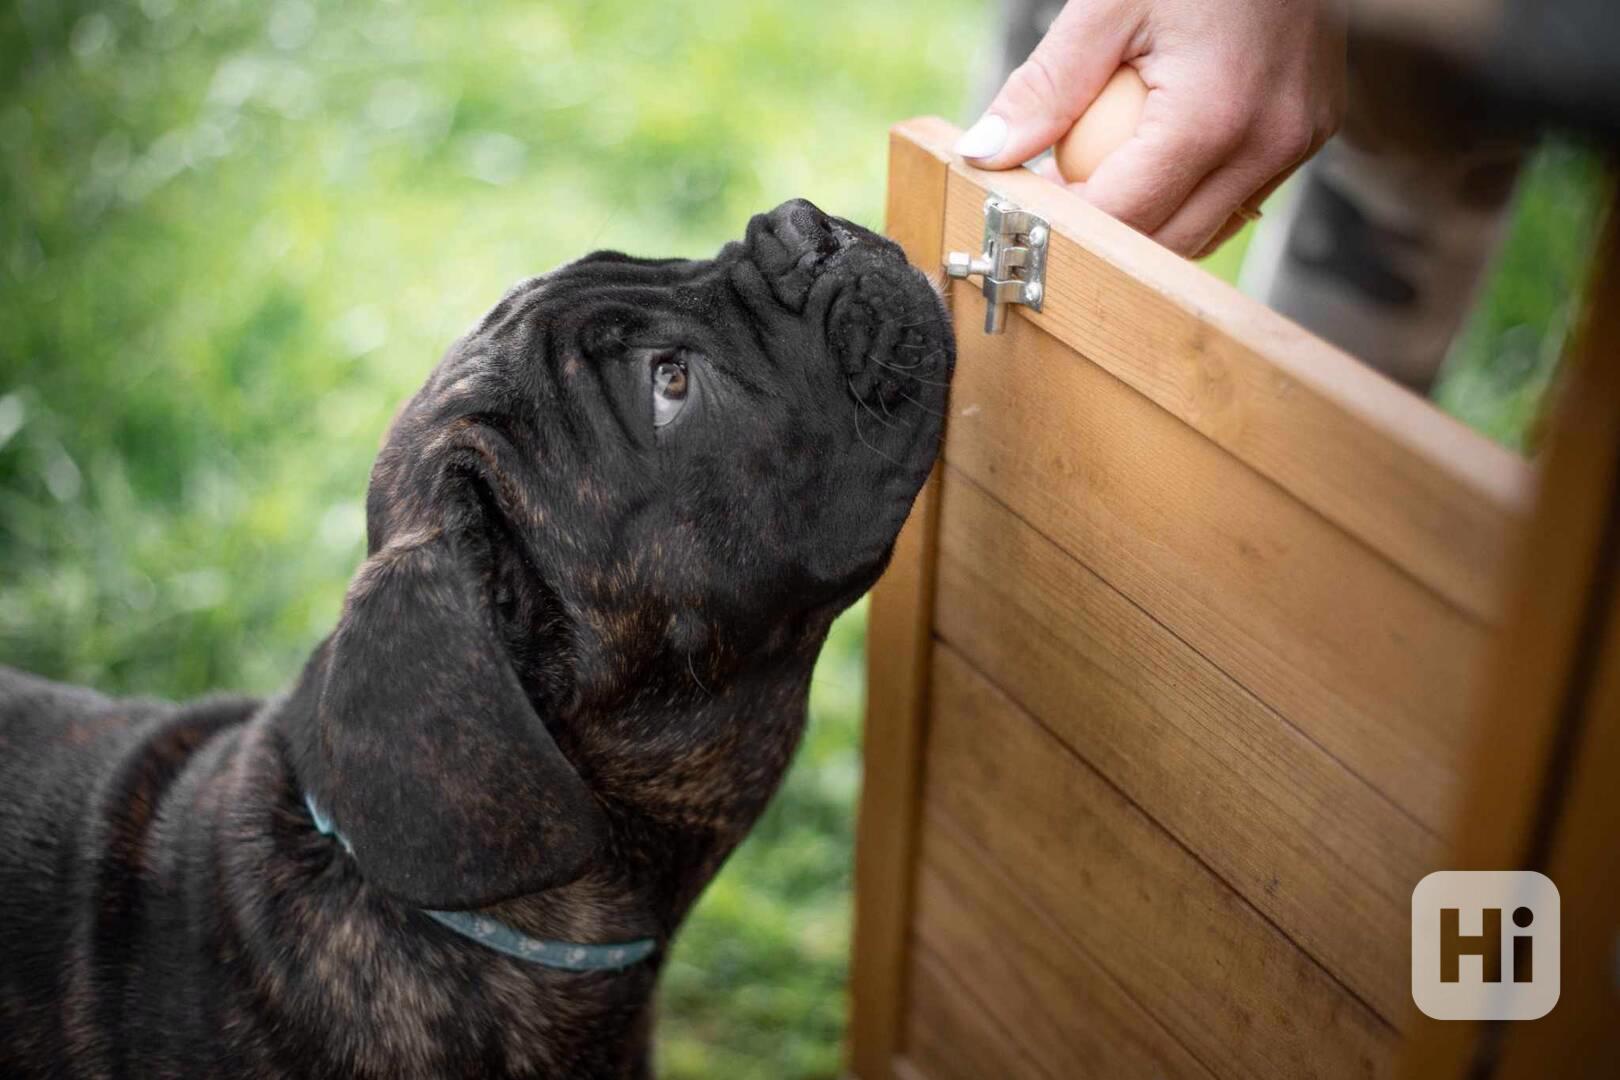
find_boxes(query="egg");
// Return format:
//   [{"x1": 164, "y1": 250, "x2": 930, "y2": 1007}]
[{"x1": 1054, "y1": 65, "x2": 1149, "y2": 184}]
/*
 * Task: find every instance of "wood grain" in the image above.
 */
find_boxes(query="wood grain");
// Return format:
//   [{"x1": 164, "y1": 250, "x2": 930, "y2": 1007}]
[
  {"x1": 1402, "y1": 199, "x2": 1620, "y2": 1078},
  {"x1": 934, "y1": 472, "x2": 1437, "y2": 1022},
  {"x1": 846, "y1": 117, "x2": 953, "y2": 1080},
  {"x1": 937, "y1": 302, "x2": 1489, "y2": 834},
  {"x1": 1496, "y1": 572, "x2": 1620, "y2": 1077},
  {"x1": 911, "y1": 817, "x2": 1218, "y2": 1079},
  {"x1": 923, "y1": 644, "x2": 1397, "y2": 1080},
  {"x1": 901, "y1": 947, "x2": 1054, "y2": 1080},
  {"x1": 920, "y1": 120, "x2": 1533, "y2": 625}
]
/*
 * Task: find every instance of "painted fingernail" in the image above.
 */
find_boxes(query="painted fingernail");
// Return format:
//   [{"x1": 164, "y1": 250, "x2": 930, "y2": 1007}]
[{"x1": 954, "y1": 115, "x2": 1008, "y2": 160}]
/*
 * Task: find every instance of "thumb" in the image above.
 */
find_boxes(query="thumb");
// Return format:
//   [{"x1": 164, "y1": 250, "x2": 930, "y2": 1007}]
[{"x1": 956, "y1": 1, "x2": 1135, "y2": 169}]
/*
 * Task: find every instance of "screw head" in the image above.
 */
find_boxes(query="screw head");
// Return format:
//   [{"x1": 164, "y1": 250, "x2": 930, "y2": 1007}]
[
  {"x1": 1023, "y1": 281, "x2": 1043, "y2": 305},
  {"x1": 1027, "y1": 224, "x2": 1048, "y2": 246}
]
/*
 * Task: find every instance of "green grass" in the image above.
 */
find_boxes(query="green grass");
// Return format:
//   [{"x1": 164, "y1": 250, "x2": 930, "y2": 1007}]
[{"x1": 0, "y1": 3, "x2": 1603, "y2": 1077}]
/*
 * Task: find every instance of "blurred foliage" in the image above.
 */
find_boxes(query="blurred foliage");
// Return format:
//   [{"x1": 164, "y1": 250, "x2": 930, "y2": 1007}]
[
  {"x1": 1435, "y1": 140, "x2": 1610, "y2": 451},
  {"x1": 0, "y1": 1, "x2": 1604, "y2": 1077}
]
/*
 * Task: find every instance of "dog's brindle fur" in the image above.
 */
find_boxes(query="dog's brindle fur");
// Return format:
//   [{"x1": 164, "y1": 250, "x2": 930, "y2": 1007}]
[{"x1": 0, "y1": 200, "x2": 953, "y2": 1078}]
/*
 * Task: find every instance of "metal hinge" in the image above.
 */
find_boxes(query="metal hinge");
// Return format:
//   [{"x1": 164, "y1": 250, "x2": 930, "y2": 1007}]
[{"x1": 943, "y1": 195, "x2": 1049, "y2": 335}]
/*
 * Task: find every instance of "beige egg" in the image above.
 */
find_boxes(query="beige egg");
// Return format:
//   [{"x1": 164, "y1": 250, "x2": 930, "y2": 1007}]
[{"x1": 1054, "y1": 65, "x2": 1149, "y2": 184}]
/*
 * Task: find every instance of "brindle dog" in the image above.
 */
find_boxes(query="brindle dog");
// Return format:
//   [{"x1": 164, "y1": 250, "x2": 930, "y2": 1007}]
[{"x1": 0, "y1": 199, "x2": 953, "y2": 1078}]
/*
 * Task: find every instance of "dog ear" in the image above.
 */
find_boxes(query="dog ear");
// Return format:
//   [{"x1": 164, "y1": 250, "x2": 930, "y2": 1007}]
[{"x1": 300, "y1": 531, "x2": 604, "y2": 909}]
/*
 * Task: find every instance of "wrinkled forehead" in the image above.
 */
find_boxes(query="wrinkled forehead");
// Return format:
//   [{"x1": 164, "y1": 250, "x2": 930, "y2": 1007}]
[{"x1": 463, "y1": 248, "x2": 750, "y2": 348}]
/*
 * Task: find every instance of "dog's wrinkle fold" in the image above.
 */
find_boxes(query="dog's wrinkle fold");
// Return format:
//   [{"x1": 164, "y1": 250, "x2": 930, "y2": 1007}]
[
  {"x1": 559, "y1": 254, "x2": 713, "y2": 290},
  {"x1": 474, "y1": 274, "x2": 550, "y2": 336},
  {"x1": 576, "y1": 351, "x2": 641, "y2": 452}
]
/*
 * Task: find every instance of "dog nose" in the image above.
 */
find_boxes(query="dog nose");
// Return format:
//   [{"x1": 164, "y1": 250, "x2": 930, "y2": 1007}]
[
  {"x1": 744, "y1": 199, "x2": 912, "y2": 315},
  {"x1": 762, "y1": 199, "x2": 848, "y2": 261},
  {"x1": 744, "y1": 199, "x2": 865, "y2": 311}
]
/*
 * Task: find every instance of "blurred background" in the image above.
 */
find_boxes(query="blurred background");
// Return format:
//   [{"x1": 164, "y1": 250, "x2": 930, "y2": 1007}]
[{"x1": 0, "y1": 1, "x2": 1606, "y2": 1076}]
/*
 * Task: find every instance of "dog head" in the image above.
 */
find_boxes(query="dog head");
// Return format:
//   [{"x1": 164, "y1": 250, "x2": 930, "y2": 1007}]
[{"x1": 293, "y1": 199, "x2": 953, "y2": 908}]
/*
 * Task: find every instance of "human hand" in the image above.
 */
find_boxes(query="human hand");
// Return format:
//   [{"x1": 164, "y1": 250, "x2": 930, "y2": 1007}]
[{"x1": 955, "y1": 0, "x2": 1348, "y2": 258}]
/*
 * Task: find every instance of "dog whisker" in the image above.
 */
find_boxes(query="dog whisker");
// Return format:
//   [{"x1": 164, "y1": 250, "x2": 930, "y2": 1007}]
[
  {"x1": 852, "y1": 403, "x2": 904, "y2": 466},
  {"x1": 892, "y1": 345, "x2": 949, "y2": 369},
  {"x1": 849, "y1": 378, "x2": 899, "y2": 429},
  {"x1": 898, "y1": 389, "x2": 947, "y2": 419},
  {"x1": 871, "y1": 356, "x2": 949, "y2": 385},
  {"x1": 686, "y1": 652, "x2": 712, "y2": 697},
  {"x1": 585, "y1": 201, "x2": 627, "y2": 250},
  {"x1": 873, "y1": 353, "x2": 926, "y2": 372}
]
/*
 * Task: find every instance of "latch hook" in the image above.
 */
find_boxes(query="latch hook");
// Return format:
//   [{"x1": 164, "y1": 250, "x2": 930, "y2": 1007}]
[{"x1": 943, "y1": 195, "x2": 1049, "y2": 334}]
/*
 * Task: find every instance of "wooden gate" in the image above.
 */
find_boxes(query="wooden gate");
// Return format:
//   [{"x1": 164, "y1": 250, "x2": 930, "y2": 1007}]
[{"x1": 848, "y1": 117, "x2": 1620, "y2": 1079}]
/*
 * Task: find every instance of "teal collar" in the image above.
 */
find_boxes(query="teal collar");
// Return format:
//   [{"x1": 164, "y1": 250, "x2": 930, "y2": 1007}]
[{"x1": 303, "y1": 793, "x2": 656, "y2": 973}]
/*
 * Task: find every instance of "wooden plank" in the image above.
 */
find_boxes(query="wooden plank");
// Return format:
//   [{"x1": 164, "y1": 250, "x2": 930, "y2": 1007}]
[
  {"x1": 900, "y1": 119, "x2": 1532, "y2": 625},
  {"x1": 1402, "y1": 200, "x2": 1620, "y2": 1079},
  {"x1": 923, "y1": 644, "x2": 1397, "y2": 1080},
  {"x1": 911, "y1": 819, "x2": 1217, "y2": 1080},
  {"x1": 890, "y1": 1058, "x2": 935, "y2": 1080},
  {"x1": 881, "y1": 116, "x2": 958, "y2": 270},
  {"x1": 901, "y1": 948, "x2": 1053, "y2": 1080},
  {"x1": 1440, "y1": 200, "x2": 1620, "y2": 897},
  {"x1": 1496, "y1": 572, "x2": 1620, "y2": 1077},
  {"x1": 936, "y1": 301, "x2": 1488, "y2": 834},
  {"x1": 846, "y1": 117, "x2": 953, "y2": 1080},
  {"x1": 933, "y1": 473, "x2": 1436, "y2": 1023}
]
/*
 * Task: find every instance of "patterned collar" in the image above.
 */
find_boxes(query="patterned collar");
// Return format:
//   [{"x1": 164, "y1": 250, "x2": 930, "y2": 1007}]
[{"x1": 303, "y1": 793, "x2": 657, "y2": 973}]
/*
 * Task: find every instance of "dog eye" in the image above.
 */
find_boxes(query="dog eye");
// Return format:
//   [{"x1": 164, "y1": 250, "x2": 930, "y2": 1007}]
[{"x1": 651, "y1": 357, "x2": 688, "y2": 428}]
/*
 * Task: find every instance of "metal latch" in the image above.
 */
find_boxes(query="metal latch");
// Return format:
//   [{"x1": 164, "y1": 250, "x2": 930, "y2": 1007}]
[{"x1": 943, "y1": 195, "x2": 1049, "y2": 334}]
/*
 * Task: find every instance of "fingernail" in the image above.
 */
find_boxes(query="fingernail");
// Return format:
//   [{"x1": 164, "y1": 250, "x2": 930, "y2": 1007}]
[{"x1": 954, "y1": 115, "x2": 1008, "y2": 160}]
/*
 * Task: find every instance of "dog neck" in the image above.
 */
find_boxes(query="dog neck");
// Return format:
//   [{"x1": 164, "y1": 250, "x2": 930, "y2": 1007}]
[
  {"x1": 265, "y1": 627, "x2": 823, "y2": 963},
  {"x1": 503, "y1": 651, "x2": 823, "y2": 938}
]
